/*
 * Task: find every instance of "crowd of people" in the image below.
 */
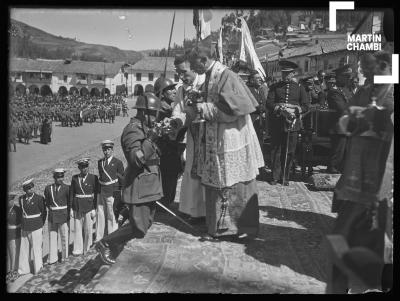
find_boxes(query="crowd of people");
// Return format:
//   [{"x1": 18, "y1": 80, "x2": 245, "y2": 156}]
[
  {"x1": 8, "y1": 93, "x2": 128, "y2": 152},
  {"x1": 7, "y1": 37, "x2": 393, "y2": 293}
]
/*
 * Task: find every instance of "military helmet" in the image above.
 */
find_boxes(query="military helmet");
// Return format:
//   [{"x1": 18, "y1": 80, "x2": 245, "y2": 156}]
[
  {"x1": 153, "y1": 76, "x2": 177, "y2": 96},
  {"x1": 134, "y1": 92, "x2": 161, "y2": 111}
]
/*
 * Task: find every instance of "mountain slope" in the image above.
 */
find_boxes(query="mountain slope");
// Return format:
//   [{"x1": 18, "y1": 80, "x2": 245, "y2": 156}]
[{"x1": 9, "y1": 19, "x2": 143, "y2": 64}]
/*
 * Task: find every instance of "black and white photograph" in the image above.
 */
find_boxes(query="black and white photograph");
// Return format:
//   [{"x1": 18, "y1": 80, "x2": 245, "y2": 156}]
[{"x1": 6, "y1": 4, "x2": 395, "y2": 294}]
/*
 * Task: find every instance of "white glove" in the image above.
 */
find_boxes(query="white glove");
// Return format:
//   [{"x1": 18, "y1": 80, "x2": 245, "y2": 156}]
[
  {"x1": 70, "y1": 210, "x2": 75, "y2": 219},
  {"x1": 91, "y1": 210, "x2": 96, "y2": 219}
]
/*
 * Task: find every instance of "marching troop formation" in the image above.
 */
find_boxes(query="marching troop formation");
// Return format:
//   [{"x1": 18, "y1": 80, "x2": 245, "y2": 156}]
[
  {"x1": 7, "y1": 37, "x2": 393, "y2": 293},
  {"x1": 8, "y1": 94, "x2": 128, "y2": 151}
]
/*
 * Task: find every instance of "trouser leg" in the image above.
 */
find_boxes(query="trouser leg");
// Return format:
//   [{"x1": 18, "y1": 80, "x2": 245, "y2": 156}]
[
  {"x1": 48, "y1": 221, "x2": 58, "y2": 263},
  {"x1": 18, "y1": 231, "x2": 31, "y2": 275},
  {"x1": 96, "y1": 194, "x2": 105, "y2": 241},
  {"x1": 105, "y1": 195, "x2": 118, "y2": 234},
  {"x1": 161, "y1": 172, "x2": 179, "y2": 206},
  {"x1": 270, "y1": 133, "x2": 282, "y2": 181},
  {"x1": 281, "y1": 131, "x2": 298, "y2": 180},
  {"x1": 7, "y1": 238, "x2": 20, "y2": 273},
  {"x1": 330, "y1": 135, "x2": 347, "y2": 171},
  {"x1": 59, "y1": 222, "x2": 69, "y2": 260},
  {"x1": 103, "y1": 202, "x2": 156, "y2": 247},
  {"x1": 83, "y1": 212, "x2": 93, "y2": 254},
  {"x1": 31, "y1": 228, "x2": 43, "y2": 274},
  {"x1": 73, "y1": 212, "x2": 83, "y2": 255}
]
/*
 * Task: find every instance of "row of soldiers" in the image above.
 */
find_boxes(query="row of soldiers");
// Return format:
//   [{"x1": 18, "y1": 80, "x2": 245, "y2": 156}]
[
  {"x1": 7, "y1": 140, "x2": 126, "y2": 279},
  {"x1": 8, "y1": 94, "x2": 129, "y2": 152}
]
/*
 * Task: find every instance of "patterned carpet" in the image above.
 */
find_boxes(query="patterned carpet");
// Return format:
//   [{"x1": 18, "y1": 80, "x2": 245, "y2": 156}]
[{"x1": 16, "y1": 180, "x2": 336, "y2": 294}]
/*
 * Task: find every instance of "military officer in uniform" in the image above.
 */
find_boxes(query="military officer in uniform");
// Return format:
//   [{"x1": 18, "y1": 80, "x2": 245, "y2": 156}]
[
  {"x1": 265, "y1": 60, "x2": 310, "y2": 185},
  {"x1": 154, "y1": 77, "x2": 183, "y2": 208},
  {"x1": 70, "y1": 158, "x2": 99, "y2": 256},
  {"x1": 18, "y1": 179, "x2": 47, "y2": 275},
  {"x1": 96, "y1": 92, "x2": 163, "y2": 265},
  {"x1": 44, "y1": 168, "x2": 70, "y2": 264},
  {"x1": 96, "y1": 140, "x2": 124, "y2": 241},
  {"x1": 327, "y1": 64, "x2": 354, "y2": 174},
  {"x1": 7, "y1": 193, "x2": 22, "y2": 277}
]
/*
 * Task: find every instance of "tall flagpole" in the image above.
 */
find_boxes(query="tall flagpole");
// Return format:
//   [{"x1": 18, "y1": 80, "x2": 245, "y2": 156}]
[{"x1": 164, "y1": 11, "x2": 176, "y2": 78}]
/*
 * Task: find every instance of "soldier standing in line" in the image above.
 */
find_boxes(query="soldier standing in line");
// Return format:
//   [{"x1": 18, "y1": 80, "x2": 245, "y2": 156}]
[
  {"x1": 44, "y1": 169, "x2": 70, "y2": 264},
  {"x1": 7, "y1": 193, "x2": 22, "y2": 278},
  {"x1": 96, "y1": 140, "x2": 124, "y2": 242},
  {"x1": 265, "y1": 60, "x2": 310, "y2": 185},
  {"x1": 8, "y1": 117, "x2": 17, "y2": 152},
  {"x1": 95, "y1": 92, "x2": 164, "y2": 265},
  {"x1": 326, "y1": 64, "x2": 354, "y2": 174},
  {"x1": 70, "y1": 158, "x2": 99, "y2": 256},
  {"x1": 18, "y1": 179, "x2": 46, "y2": 276}
]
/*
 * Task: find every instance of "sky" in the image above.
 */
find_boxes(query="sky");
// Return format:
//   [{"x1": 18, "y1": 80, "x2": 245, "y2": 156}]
[{"x1": 10, "y1": 8, "x2": 233, "y2": 51}]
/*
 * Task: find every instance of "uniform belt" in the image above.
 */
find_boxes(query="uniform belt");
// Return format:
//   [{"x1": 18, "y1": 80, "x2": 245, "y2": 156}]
[
  {"x1": 23, "y1": 213, "x2": 41, "y2": 219},
  {"x1": 8, "y1": 224, "x2": 21, "y2": 229},
  {"x1": 51, "y1": 205, "x2": 67, "y2": 210},
  {"x1": 99, "y1": 179, "x2": 118, "y2": 186},
  {"x1": 146, "y1": 159, "x2": 160, "y2": 166},
  {"x1": 75, "y1": 194, "x2": 94, "y2": 198}
]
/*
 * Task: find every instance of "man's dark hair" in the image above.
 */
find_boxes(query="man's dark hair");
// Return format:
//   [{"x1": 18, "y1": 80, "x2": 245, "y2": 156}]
[{"x1": 174, "y1": 55, "x2": 187, "y2": 66}]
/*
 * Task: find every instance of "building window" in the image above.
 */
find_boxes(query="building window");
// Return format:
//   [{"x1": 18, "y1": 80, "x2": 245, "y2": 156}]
[
  {"x1": 30, "y1": 73, "x2": 34, "y2": 78},
  {"x1": 64, "y1": 75, "x2": 68, "y2": 82},
  {"x1": 148, "y1": 73, "x2": 154, "y2": 81},
  {"x1": 174, "y1": 74, "x2": 179, "y2": 82},
  {"x1": 44, "y1": 73, "x2": 51, "y2": 80},
  {"x1": 136, "y1": 73, "x2": 142, "y2": 81},
  {"x1": 304, "y1": 60, "x2": 309, "y2": 73},
  {"x1": 96, "y1": 75, "x2": 103, "y2": 80}
]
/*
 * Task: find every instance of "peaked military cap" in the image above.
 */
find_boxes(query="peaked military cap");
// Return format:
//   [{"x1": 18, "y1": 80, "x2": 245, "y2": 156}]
[
  {"x1": 53, "y1": 168, "x2": 65, "y2": 178},
  {"x1": 333, "y1": 64, "x2": 352, "y2": 75},
  {"x1": 76, "y1": 158, "x2": 90, "y2": 166},
  {"x1": 22, "y1": 178, "x2": 34, "y2": 189},
  {"x1": 278, "y1": 60, "x2": 298, "y2": 72},
  {"x1": 325, "y1": 73, "x2": 336, "y2": 83},
  {"x1": 101, "y1": 140, "x2": 114, "y2": 148}
]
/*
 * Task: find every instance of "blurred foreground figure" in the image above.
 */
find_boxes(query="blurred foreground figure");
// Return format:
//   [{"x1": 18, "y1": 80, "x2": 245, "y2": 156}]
[{"x1": 326, "y1": 51, "x2": 394, "y2": 294}]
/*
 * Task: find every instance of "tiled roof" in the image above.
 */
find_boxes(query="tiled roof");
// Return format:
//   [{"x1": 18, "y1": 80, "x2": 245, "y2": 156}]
[
  {"x1": 9, "y1": 58, "x2": 64, "y2": 72},
  {"x1": 9, "y1": 57, "x2": 124, "y2": 76},
  {"x1": 131, "y1": 57, "x2": 175, "y2": 72},
  {"x1": 54, "y1": 60, "x2": 124, "y2": 76},
  {"x1": 261, "y1": 39, "x2": 348, "y2": 62},
  {"x1": 255, "y1": 42, "x2": 282, "y2": 62}
]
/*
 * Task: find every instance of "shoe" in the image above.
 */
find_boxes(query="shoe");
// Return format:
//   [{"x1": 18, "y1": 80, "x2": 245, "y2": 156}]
[
  {"x1": 72, "y1": 252, "x2": 82, "y2": 257},
  {"x1": 95, "y1": 241, "x2": 116, "y2": 265},
  {"x1": 199, "y1": 234, "x2": 219, "y2": 242},
  {"x1": 269, "y1": 180, "x2": 278, "y2": 185}
]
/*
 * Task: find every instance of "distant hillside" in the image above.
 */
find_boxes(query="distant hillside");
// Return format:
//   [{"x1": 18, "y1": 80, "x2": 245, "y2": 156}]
[{"x1": 9, "y1": 19, "x2": 143, "y2": 64}]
